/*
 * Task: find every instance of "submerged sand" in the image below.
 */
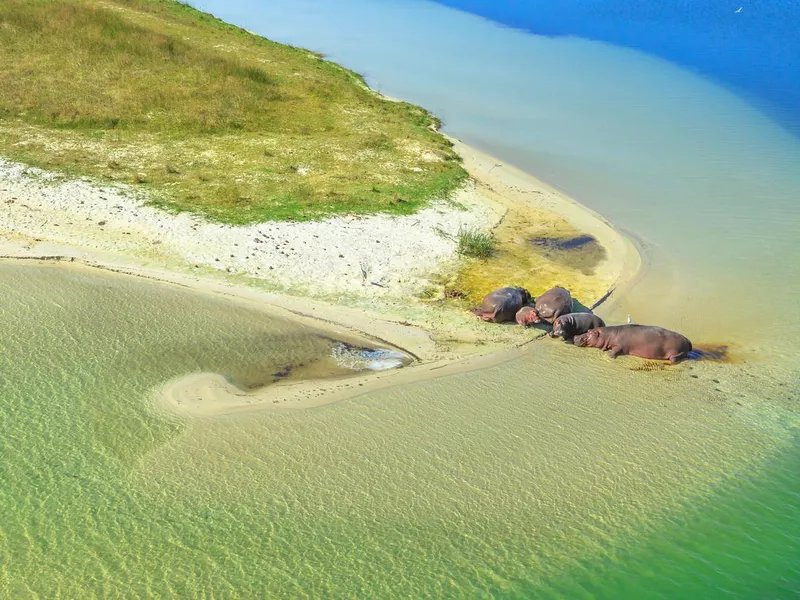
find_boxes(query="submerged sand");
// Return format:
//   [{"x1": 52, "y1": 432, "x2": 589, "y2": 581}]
[{"x1": 0, "y1": 139, "x2": 640, "y2": 417}]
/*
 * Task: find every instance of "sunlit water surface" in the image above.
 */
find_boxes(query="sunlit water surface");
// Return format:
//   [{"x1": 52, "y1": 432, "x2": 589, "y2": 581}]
[{"x1": 3, "y1": 0, "x2": 800, "y2": 596}]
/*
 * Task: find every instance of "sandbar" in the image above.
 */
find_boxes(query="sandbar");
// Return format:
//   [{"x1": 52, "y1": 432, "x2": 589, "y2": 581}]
[{"x1": 0, "y1": 138, "x2": 641, "y2": 417}]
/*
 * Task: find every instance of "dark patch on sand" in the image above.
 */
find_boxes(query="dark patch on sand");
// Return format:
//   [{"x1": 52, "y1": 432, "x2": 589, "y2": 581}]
[
  {"x1": 530, "y1": 235, "x2": 607, "y2": 275},
  {"x1": 630, "y1": 361, "x2": 669, "y2": 372},
  {"x1": 689, "y1": 345, "x2": 732, "y2": 362},
  {"x1": 272, "y1": 365, "x2": 293, "y2": 379}
]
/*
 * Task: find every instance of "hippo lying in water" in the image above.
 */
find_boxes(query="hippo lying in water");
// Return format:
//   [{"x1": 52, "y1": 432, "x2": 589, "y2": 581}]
[
  {"x1": 471, "y1": 287, "x2": 531, "y2": 323},
  {"x1": 516, "y1": 286, "x2": 573, "y2": 326},
  {"x1": 573, "y1": 324, "x2": 692, "y2": 364},
  {"x1": 550, "y1": 312, "x2": 606, "y2": 341}
]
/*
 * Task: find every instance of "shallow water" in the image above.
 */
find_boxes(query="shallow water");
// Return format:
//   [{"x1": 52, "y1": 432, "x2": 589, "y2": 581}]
[
  {"x1": 1, "y1": 263, "x2": 795, "y2": 596},
  {"x1": 2, "y1": 0, "x2": 799, "y2": 596},
  {"x1": 530, "y1": 234, "x2": 606, "y2": 275}
]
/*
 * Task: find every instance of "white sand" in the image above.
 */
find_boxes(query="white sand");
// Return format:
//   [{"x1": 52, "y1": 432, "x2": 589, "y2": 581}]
[{"x1": 0, "y1": 158, "x2": 502, "y2": 297}]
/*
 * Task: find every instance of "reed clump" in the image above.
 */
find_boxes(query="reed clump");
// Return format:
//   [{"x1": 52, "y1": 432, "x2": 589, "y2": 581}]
[{"x1": 456, "y1": 226, "x2": 497, "y2": 259}]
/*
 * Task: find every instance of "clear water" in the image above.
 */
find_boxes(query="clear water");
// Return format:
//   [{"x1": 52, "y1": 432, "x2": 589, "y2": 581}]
[{"x1": 2, "y1": 0, "x2": 799, "y2": 596}]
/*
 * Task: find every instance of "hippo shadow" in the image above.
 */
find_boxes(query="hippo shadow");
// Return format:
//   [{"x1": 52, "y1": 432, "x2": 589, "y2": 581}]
[
  {"x1": 688, "y1": 345, "x2": 730, "y2": 362},
  {"x1": 529, "y1": 235, "x2": 607, "y2": 276},
  {"x1": 571, "y1": 298, "x2": 593, "y2": 314}
]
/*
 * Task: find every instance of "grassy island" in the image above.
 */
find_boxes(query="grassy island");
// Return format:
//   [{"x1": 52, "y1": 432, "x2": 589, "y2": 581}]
[{"x1": 0, "y1": 0, "x2": 467, "y2": 223}]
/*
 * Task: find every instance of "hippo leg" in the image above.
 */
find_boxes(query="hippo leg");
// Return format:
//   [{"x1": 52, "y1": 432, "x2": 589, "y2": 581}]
[
  {"x1": 607, "y1": 346, "x2": 623, "y2": 358},
  {"x1": 669, "y1": 352, "x2": 688, "y2": 365},
  {"x1": 472, "y1": 310, "x2": 497, "y2": 321}
]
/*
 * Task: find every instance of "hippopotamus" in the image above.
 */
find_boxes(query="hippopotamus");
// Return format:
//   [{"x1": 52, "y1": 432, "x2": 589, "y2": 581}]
[
  {"x1": 573, "y1": 324, "x2": 692, "y2": 364},
  {"x1": 550, "y1": 312, "x2": 606, "y2": 341},
  {"x1": 529, "y1": 286, "x2": 573, "y2": 324},
  {"x1": 471, "y1": 286, "x2": 531, "y2": 323},
  {"x1": 515, "y1": 306, "x2": 538, "y2": 327}
]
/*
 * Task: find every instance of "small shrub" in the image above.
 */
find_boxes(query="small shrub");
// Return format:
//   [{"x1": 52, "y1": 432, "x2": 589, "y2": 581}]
[
  {"x1": 361, "y1": 133, "x2": 395, "y2": 152},
  {"x1": 444, "y1": 287, "x2": 467, "y2": 299},
  {"x1": 457, "y1": 226, "x2": 496, "y2": 259},
  {"x1": 417, "y1": 285, "x2": 440, "y2": 300}
]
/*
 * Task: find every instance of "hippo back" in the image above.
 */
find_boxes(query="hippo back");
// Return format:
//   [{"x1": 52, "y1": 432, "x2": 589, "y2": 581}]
[
  {"x1": 534, "y1": 287, "x2": 573, "y2": 321},
  {"x1": 475, "y1": 286, "x2": 531, "y2": 323}
]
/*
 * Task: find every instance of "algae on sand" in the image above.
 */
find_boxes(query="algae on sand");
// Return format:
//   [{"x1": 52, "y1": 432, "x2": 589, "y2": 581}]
[{"x1": 450, "y1": 204, "x2": 615, "y2": 308}]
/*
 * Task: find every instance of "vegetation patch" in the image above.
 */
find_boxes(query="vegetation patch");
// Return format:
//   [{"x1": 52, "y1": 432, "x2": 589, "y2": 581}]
[
  {"x1": 456, "y1": 226, "x2": 496, "y2": 259},
  {"x1": 0, "y1": 0, "x2": 467, "y2": 223}
]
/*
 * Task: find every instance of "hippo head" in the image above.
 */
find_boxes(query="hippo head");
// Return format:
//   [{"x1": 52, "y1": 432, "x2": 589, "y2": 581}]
[
  {"x1": 550, "y1": 317, "x2": 565, "y2": 338},
  {"x1": 515, "y1": 306, "x2": 539, "y2": 327},
  {"x1": 517, "y1": 287, "x2": 532, "y2": 305},
  {"x1": 573, "y1": 329, "x2": 600, "y2": 347}
]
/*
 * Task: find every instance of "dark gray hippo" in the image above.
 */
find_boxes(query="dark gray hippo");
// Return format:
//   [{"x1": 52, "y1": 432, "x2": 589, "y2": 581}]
[
  {"x1": 471, "y1": 287, "x2": 531, "y2": 323},
  {"x1": 529, "y1": 286, "x2": 573, "y2": 324},
  {"x1": 550, "y1": 312, "x2": 606, "y2": 341},
  {"x1": 573, "y1": 324, "x2": 692, "y2": 364}
]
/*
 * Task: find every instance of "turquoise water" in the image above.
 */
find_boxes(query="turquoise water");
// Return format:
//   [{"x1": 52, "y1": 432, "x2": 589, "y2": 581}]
[{"x1": 2, "y1": 0, "x2": 799, "y2": 596}]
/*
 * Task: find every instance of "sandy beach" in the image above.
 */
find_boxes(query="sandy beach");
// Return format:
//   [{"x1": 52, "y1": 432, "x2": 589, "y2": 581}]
[
  {"x1": 0, "y1": 151, "x2": 502, "y2": 298},
  {"x1": 0, "y1": 139, "x2": 640, "y2": 417}
]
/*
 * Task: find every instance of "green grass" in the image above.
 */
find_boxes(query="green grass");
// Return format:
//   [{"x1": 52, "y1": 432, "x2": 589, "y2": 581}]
[
  {"x1": 0, "y1": 0, "x2": 468, "y2": 223},
  {"x1": 456, "y1": 226, "x2": 497, "y2": 259}
]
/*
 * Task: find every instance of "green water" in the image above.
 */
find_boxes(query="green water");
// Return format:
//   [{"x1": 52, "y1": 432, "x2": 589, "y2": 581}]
[
  {"x1": 1, "y1": 262, "x2": 797, "y2": 597},
  {"x1": 538, "y1": 439, "x2": 800, "y2": 599}
]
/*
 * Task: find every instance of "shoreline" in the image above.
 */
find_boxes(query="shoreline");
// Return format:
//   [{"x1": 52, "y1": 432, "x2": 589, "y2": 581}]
[{"x1": 0, "y1": 139, "x2": 641, "y2": 416}]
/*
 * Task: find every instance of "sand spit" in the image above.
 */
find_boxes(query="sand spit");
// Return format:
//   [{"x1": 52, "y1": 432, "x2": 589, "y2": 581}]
[{"x1": 0, "y1": 140, "x2": 640, "y2": 417}]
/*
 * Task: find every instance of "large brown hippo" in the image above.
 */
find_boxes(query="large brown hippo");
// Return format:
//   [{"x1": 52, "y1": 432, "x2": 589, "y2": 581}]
[
  {"x1": 573, "y1": 324, "x2": 692, "y2": 364},
  {"x1": 528, "y1": 286, "x2": 574, "y2": 324},
  {"x1": 550, "y1": 312, "x2": 606, "y2": 341},
  {"x1": 471, "y1": 287, "x2": 531, "y2": 323}
]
